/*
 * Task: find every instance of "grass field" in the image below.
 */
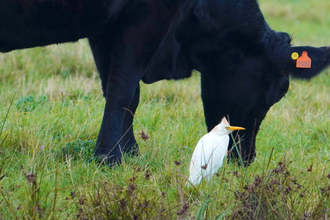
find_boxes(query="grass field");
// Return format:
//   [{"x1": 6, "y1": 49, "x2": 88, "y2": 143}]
[{"x1": 1, "y1": 0, "x2": 330, "y2": 219}]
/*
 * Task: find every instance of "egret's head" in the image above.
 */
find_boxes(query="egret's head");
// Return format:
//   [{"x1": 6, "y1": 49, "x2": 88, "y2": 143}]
[{"x1": 212, "y1": 117, "x2": 245, "y2": 136}]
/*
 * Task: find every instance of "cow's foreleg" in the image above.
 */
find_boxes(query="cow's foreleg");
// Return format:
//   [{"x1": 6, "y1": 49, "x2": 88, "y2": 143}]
[
  {"x1": 121, "y1": 84, "x2": 140, "y2": 156},
  {"x1": 93, "y1": 1, "x2": 180, "y2": 166},
  {"x1": 94, "y1": 54, "x2": 142, "y2": 166},
  {"x1": 88, "y1": 35, "x2": 113, "y2": 97},
  {"x1": 93, "y1": 32, "x2": 167, "y2": 165},
  {"x1": 89, "y1": 35, "x2": 140, "y2": 158}
]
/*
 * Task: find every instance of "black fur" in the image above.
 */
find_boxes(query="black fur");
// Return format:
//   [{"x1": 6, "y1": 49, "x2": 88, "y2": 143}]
[{"x1": 1, "y1": 0, "x2": 330, "y2": 165}]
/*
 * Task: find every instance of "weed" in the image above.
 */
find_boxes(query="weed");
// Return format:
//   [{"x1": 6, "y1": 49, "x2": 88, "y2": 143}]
[
  {"x1": 15, "y1": 96, "x2": 48, "y2": 112},
  {"x1": 57, "y1": 139, "x2": 95, "y2": 161}
]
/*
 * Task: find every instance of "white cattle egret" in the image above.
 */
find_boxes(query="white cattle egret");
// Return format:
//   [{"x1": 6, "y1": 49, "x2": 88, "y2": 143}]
[{"x1": 188, "y1": 117, "x2": 245, "y2": 186}]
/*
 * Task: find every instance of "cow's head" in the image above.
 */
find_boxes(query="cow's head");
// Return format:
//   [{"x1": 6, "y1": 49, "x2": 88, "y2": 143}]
[{"x1": 189, "y1": 23, "x2": 330, "y2": 165}]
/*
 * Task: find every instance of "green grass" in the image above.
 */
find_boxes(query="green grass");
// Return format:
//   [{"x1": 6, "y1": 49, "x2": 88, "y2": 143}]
[{"x1": 1, "y1": 0, "x2": 330, "y2": 219}]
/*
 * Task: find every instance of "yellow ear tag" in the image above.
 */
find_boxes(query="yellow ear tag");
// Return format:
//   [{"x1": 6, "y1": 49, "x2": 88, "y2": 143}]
[
  {"x1": 291, "y1": 52, "x2": 299, "y2": 60},
  {"x1": 296, "y1": 51, "x2": 311, "y2": 68}
]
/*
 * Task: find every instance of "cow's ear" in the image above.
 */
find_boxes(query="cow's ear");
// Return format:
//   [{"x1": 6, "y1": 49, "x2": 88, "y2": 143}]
[{"x1": 281, "y1": 46, "x2": 330, "y2": 79}]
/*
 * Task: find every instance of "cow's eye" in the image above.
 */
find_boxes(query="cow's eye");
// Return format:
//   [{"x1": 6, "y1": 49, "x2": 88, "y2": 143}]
[
  {"x1": 266, "y1": 77, "x2": 289, "y2": 107},
  {"x1": 288, "y1": 35, "x2": 293, "y2": 46},
  {"x1": 276, "y1": 32, "x2": 291, "y2": 46}
]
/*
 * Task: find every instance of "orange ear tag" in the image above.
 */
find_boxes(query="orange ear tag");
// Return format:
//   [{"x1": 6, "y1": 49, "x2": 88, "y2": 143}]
[{"x1": 296, "y1": 51, "x2": 312, "y2": 68}]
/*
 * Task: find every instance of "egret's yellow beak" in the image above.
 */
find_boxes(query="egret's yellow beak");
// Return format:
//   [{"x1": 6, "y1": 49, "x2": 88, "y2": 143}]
[{"x1": 226, "y1": 126, "x2": 245, "y2": 131}]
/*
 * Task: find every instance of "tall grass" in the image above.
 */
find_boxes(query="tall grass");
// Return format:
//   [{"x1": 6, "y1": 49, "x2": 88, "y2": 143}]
[{"x1": 1, "y1": 0, "x2": 330, "y2": 219}]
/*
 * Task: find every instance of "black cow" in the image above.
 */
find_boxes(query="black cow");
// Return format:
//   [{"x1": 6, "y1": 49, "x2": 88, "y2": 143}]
[{"x1": 1, "y1": 0, "x2": 330, "y2": 166}]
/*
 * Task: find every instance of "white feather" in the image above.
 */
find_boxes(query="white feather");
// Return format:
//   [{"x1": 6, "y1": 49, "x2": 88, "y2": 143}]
[
  {"x1": 188, "y1": 117, "x2": 244, "y2": 186},
  {"x1": 189, "y1": 132, "x2": 228, "y2": 186}
]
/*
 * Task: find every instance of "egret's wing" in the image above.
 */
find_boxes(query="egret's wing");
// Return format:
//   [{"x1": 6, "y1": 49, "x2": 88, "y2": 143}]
[
  {"x1": 189, "y1": 133, "x2": 229, "y2": 185},
  {"x1": 205, "y1": 134, "x2": 229, "y2": 180},
  {"x1": 188, "y1": 135, "x2": 207, "y2": 185}
]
